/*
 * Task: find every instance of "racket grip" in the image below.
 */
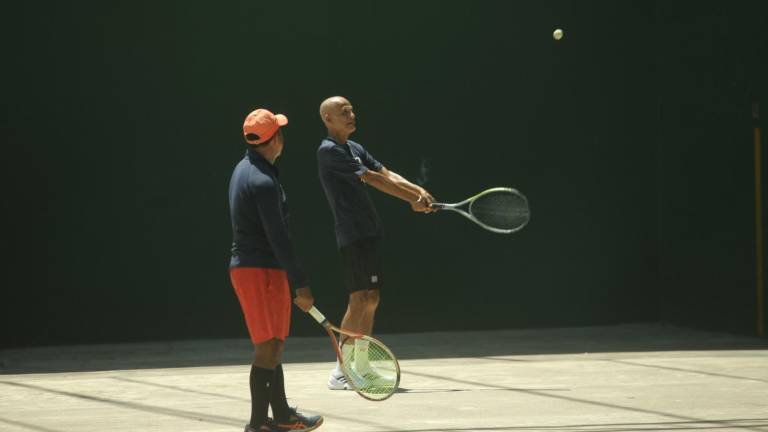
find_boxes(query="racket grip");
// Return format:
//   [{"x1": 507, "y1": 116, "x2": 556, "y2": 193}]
[
  {"x1": 308, "y1": 306, "x2": 327, "y2": 324},
  {"x1": 430, "y1": 203, "x2": 447, "y2": 210}
]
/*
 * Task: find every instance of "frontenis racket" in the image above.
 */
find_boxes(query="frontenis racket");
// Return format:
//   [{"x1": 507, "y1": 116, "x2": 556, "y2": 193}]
[
  {"x1": 430, "y1": 187, "x2": 530, "y2": 234},
  {"x1": 308, "y1": 306, "x2": 400, "y2": 401}
]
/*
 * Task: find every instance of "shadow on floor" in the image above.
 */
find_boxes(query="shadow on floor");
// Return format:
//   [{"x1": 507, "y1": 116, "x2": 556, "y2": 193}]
[{"x1": 1, "y1": 322, "x2": 766, "y2": 374}]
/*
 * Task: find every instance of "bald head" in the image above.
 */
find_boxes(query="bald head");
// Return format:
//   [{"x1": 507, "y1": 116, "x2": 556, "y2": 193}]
[
  {"x1": 319, "y1": 96, "x2": 350, "y2": 121},
  {"x1": 320, "y1": 96, "x2": 357, "y2": 139}
]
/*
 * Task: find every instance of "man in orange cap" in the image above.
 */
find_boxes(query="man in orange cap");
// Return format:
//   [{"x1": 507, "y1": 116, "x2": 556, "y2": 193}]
[
  {"x1": 317, "y1": 96, "x2": 436, "y2": 389},
  {"x1": 229, "y1": 108, "x2": 323, "y2": 432}
]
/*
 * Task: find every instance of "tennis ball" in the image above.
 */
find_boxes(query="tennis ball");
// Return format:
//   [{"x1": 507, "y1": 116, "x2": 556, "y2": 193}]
[{"x1": 553, "y1": 29, "x2": 563, "y2": 40}]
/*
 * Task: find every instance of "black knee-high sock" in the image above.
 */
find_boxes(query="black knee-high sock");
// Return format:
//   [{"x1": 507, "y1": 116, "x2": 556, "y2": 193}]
[
  {"x1": 270, "y1": 364, "x2": 291, "y2": 422},
  {"x1": 249, "y1": 365, "x2": 274, "y2": 428}
]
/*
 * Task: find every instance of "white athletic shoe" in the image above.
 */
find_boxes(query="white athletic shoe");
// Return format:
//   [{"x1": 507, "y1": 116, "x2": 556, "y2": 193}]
[
  {"x1": 327, "y1": 371, "x2": 351, "y2": 390},
  {"x1": 360, "y1": 370, "x2": 391, "y2": 388}
]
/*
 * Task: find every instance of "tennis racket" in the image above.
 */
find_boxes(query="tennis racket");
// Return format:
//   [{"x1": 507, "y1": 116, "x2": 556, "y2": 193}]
[
  {"x1": 430, "y1": 187, "x2": 530, "y2": 234},
  {"x1": 307, "y1": 306, "x2": 400, "y2": 401}
]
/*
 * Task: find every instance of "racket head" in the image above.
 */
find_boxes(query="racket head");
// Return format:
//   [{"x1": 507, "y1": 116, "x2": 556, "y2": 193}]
[
  {"x1": 467, "y1": 187, "x2": 530, "y2": 233},
  {"x1": 338, "y1": 334, "x2": 401, "y2": 401}
]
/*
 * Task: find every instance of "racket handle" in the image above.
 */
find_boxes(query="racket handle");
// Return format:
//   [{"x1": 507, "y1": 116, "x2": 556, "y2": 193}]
[
  {"x1": 430, "y1": 203, "x2": 447, "y2": 210},
  {"x1": 308, "y1": 306, "x2": 327, "y2": 324}
]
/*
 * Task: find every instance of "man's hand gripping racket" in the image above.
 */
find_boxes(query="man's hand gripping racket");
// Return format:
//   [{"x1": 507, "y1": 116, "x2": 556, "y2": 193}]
[{"x1": 307, "y1": 306, "x2": 400, "y2": 401}]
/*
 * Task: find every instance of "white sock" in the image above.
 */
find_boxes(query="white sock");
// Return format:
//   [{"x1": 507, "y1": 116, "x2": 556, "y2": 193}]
[
  {"x1": 334, "y1": 344, "x2": 353, "y2": 375},
  {"x1": 354, "y1": 339, "x2": 370, "y2": 372}
]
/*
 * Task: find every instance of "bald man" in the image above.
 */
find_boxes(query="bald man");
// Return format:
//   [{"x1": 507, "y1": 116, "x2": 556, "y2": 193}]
[{"x1": 317, "y1": 96, "x2": 436, "y2": 390}]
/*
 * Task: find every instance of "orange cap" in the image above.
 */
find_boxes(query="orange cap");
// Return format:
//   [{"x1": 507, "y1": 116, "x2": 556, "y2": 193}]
[{"x1": 243, "y1": 109, "x2": 288, "y2": 145}]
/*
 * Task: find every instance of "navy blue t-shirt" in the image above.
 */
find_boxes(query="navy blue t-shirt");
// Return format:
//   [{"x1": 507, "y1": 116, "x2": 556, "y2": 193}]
[
  {"x1": 229, "y1": 148, "x2": 308, "y2": 290},
  {"x1": 317, "y1": 137, "x2": 383, "y2": 248}
]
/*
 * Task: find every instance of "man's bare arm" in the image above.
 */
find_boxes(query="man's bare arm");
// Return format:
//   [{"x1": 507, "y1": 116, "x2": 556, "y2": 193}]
[
  {"x1": 380, "y1": 167, "x2": 435, "y2": 203},
  {"x1": 360, "y1": 167, "x2": 434, "y2": 212}
]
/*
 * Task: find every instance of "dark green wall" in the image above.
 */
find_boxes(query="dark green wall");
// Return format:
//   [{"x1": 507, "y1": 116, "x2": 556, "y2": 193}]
[
  {"x1": 655, "y1": 1, "x2": 767, "y2": 335},
  {"x1": 2, "y1": 1, "x2": 765, "y2": 347}
]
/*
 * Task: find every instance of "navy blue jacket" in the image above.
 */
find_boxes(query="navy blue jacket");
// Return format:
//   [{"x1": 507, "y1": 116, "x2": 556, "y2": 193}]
[{"x1": 229, "y1": 148, "x2": 308, "y2": 291}]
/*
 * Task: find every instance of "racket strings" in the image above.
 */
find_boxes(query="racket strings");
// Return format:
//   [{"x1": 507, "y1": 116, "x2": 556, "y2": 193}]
[
  {"x1": 469, "y1": 192, "x2": 530, "y2": 230},
  {"x1": 341, "y1": 338, "x2": 399, "y2": 399}
]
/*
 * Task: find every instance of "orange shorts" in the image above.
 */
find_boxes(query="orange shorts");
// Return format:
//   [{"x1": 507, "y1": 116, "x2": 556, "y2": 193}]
[{"x1": 230, "y1": 267, "x2": 291, "y2": 345}]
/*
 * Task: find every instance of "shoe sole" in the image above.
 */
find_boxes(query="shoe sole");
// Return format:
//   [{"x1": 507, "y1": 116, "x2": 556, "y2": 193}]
[
  {"x1": 307, "y1": 417, "x2": 324, "y2": 431},
  {"x1": 328, "y1": 384, "x2": 352, "y2": 390},
  {"x1": 328, "y1": 375, "x2": 350, "y2": 391},
  {"x1": 327, "y1": 384, "x2": 351, "y2": 390},
  {"x1": 276, "y1": 417, "x2": 324, "y2": 432}
]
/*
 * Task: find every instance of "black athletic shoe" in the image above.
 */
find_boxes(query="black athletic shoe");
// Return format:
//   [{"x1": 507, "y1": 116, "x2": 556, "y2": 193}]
[
  {"x1": 244, "y1": 418, "x2": 275, "y2": 432},
  {"x1": 267, "y1": 407, "x2": 324, "y2": 431}
]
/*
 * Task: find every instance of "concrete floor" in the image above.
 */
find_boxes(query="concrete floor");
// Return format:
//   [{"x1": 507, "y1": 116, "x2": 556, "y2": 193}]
[{"x1": 1, "y1": 323, "x2": 767, "y2": 432}]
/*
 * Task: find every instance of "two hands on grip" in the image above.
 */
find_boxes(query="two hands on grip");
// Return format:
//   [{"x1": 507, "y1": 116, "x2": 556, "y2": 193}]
[{"x1": 411, "y1": 190, "x2": 437, "y2": 213}]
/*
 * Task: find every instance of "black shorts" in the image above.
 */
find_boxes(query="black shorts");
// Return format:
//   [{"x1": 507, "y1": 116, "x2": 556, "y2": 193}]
[{"x1": 340, "y1": 236, "x2": 383, "y2": 292}]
